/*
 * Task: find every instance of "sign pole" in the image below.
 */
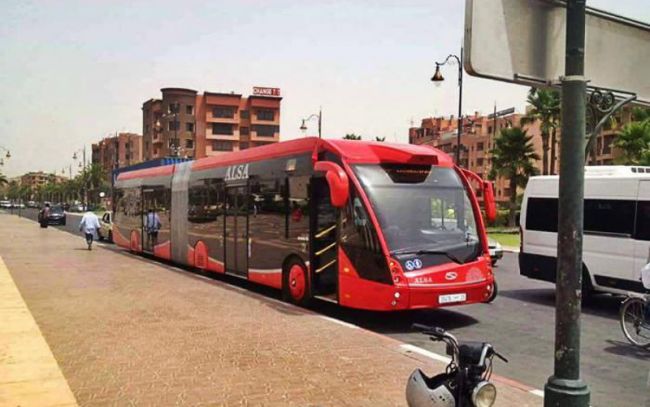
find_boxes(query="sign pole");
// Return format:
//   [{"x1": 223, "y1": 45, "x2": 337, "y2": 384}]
[{"x1": 544, "y1": 0, "x2": 590, "y2": 405}]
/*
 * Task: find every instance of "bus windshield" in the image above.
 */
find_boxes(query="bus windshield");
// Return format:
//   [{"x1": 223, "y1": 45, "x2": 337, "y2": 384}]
[{"x1": 353, "y1": 164, "x2": 481, "y2": 264}]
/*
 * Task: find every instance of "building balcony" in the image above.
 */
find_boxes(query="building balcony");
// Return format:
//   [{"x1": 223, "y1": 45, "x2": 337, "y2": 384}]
[
  {"x1": 206, "y1": 113, "x2": 239, "y2": 124},
  {"x1": 250, "y1": 131, "x2": 279, "y2": 142},
  {"x1": 206, "y1": 130, "x2": 240, "y2": 141},
  {"x1": 250, "y1": 117, "x2": 280, "y2": 126}
]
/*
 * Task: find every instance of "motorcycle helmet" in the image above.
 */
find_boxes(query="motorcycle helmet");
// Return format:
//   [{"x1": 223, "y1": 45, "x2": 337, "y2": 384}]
[{"x1": 405, "y1": 369, "x2": 456, "y2": 407}]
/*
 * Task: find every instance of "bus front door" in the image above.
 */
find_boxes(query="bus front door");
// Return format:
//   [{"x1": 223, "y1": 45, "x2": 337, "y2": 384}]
[
  {"x1": 224, "y1": 186, "x2": 248, "y2": 277},
  {"x1": 310, "y1": 177, "x2": 338, "y2": 300}
]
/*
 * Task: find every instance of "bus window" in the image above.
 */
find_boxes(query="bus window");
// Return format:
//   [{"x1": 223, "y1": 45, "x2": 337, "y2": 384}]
[{"x1": 636, "y1": 201, "x2": 650, "y2": 241}]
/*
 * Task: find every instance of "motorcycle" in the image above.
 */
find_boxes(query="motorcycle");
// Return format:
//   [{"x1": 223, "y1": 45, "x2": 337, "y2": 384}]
[{"x1": 406, "y1": 324, "x2": 507, "y2": 407}]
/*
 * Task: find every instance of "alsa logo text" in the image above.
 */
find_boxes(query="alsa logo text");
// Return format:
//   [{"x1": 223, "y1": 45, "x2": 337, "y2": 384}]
[
  {"x1": 225, "y1": 164, "x2": 249, "y2": 181},
  {"x1": 413, "y1": 277, "x2": 433, "y2": 284}
]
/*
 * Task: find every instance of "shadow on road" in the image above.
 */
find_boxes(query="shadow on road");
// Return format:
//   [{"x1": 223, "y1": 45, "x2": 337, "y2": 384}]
[
  {"x1": 603, "y1": 339, "x2": 650, "y2": 360},
  {"x1": 499, "y1": 288, "x2": 622, "y2": 320}
]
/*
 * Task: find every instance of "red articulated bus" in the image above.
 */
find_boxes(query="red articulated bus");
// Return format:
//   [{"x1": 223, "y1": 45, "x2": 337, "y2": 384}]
[{"x1": 113, "y1": 137, "x2": 497, "y2": 311}]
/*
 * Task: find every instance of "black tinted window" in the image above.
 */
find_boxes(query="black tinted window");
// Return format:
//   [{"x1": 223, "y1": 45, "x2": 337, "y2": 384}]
[
  {"x1": 526, "y1": 197, "x2": 635, "y2": 236},
  {"x1": 635, "y1": 201, "x2": 650, "y2": 241}
]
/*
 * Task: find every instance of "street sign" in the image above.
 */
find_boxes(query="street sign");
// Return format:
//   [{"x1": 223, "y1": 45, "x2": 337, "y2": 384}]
[
  {"x1": 488, "y1": 107, "x2": 515, "y2": 119},
  {"x1": 464, "y1": 0, "x2": 650, "y2": 105}
]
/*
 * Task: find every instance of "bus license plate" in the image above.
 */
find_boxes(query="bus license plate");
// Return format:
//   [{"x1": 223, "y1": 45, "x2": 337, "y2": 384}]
[{"x1": 439, "y1": 293, "x2": 467, "y2": 304}]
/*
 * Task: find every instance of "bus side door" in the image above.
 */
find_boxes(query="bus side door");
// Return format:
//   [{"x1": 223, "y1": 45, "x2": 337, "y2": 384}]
[{"x1": 635, "y1": 181, "x2": 650, "y2": 287}]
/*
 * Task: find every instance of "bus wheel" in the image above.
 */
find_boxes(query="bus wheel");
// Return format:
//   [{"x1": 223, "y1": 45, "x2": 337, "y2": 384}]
[
  {"x1": 283, "y1": 259, "x2": 311, "y2": 306},
  {"x1": 487, "y1": 280, "x2": 498, "y2": 303}
]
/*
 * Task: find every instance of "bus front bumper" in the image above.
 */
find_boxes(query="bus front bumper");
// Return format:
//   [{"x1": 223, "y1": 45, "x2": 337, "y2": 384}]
[{"x1": 406, "y1": 280, "x2": 495, "y2": 309}]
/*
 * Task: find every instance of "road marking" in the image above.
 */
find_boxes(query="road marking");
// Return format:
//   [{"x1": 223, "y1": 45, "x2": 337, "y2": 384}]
[
  {"x1": 0, "y1": 256, "x2": 79, "y2": 406},
  {"x1": 318, "y1": 315, "x2": 359, "y2": 329},
  {"x1": 529, "y1": 389, "x2": 544, "y2": 397},
  {"x1": 399, "y1": 343, "x2": 452, "y2": 364}
]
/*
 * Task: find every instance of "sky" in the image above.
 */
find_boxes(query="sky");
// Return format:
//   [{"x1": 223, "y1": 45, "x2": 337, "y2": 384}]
[{"x1": 0, "y1": 0, "x2": 647, "y2": 177}]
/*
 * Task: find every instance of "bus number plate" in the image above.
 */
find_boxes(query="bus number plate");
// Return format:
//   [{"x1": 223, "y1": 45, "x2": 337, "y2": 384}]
[{"x1": 439, "y1": 293, "x2": 467, "y2": 304}]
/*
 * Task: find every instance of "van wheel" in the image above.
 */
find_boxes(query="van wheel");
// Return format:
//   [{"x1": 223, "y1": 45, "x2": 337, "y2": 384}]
[{"x1": 282, "y1": 258, "x2": 311, "y2": 306}]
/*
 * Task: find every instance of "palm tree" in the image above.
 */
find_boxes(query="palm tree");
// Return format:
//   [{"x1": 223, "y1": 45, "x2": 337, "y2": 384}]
[
  {"x1": 0, "y1": 173, "x2": 7, "y2": 187},
  {"x1": 522, "y1": 88, "x2": 560, "y2": 175},
  {"x1": 343, "y1": 133, "x2": 362, "y2": 140},
  {"x1": 614, "y1": 120, "x2": 650, "y2": 164},
  {"x1": 489, "y1": 127, "x2": 540, "y2": 226}
]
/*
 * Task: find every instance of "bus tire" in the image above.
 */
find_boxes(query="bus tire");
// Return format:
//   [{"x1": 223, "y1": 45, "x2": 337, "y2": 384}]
[
  {"x1": 487, "y1": 280, "x2": 498, "y2": 303},
  {"x1": 282, "y1": 258, "x2": 311, "y2": 306}
]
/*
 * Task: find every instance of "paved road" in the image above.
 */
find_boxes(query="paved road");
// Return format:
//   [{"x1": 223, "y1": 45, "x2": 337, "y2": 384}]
[{"x1": 9, "y1": 208, "x2": 650, "y2": 406}]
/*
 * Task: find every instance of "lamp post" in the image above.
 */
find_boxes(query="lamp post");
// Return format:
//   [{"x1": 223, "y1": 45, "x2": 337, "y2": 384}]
[
  {"x1": 73, "y1": 147, "x2": 87, "y2": 209},
  {"x1": 0, "y1": 145, "x2": 11, "y2": 167},
  {"x1": 155, "y1": 102, "x2": 182, "y2": 157},
  {"x1": 299, "y1": 107, "x2": 322, "y2": 139},
  {"x1": 431, "y1": 48, "x2": 464, "y2": 166}
]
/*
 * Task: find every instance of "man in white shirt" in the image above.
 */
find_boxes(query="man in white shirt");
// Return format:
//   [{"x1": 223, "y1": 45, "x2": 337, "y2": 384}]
[{"x1": 79, "y1": 210, "x2": 101, "y2": 250}]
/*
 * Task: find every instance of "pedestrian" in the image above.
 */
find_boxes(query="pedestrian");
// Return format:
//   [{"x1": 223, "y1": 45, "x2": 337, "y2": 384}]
[
  {"x1": 145, "y1": 208, "x2": 162, "y2": 250},
  {"x1": 38, "y1": 203, "x2": 51, "y2": 228},
  {"x1": 79, "y1": 209, "x2": 101, "y2": 250}
]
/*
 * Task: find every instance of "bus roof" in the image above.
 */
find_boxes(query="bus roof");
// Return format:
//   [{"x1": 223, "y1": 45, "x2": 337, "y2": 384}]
[
  {"x1": 530, "y1": 166, "x2": 650, "y2": 181},
  {"x1": 117, "y1": 137, "x2": 453, "y2": 181}
]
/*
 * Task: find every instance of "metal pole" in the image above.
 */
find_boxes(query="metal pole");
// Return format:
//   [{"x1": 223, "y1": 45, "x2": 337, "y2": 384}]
[
  {"x1": 318, "y1": 106, "x2": 322, "y2": 139},
  {"x1": 544, "y1": 1, "x2": 590, "y2": 405},
  {"x1": 456, "y1": 47, "x2": 464, "y2": 166},
  {"x1": 82, "y1": 146, "x2": 87, "y2": 209}
]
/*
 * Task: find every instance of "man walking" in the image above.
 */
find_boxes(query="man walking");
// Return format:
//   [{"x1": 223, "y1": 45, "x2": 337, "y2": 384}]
[
  {"x1": 79, "y1": 209, "x2": 101, "y2": 250},
  {"x1": 145, "y1": 208, "x2": 162, "y2": 251}
]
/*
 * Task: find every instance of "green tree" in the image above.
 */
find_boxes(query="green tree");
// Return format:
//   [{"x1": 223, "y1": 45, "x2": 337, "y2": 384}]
[
  {"x1": 343, "y1": 133, "x2": 362, "y2": 140},
  {"x1": 0, "y1": 173, "x2": 7, "y2": 186},
  {"x1": 614, "y1": 120, "x2": 650, "y2": 164},
  {"x1": 489, "y1": 127, "x2": 540, "y2": 226},
  {"x1": 522, "y1": 87, "x2": 560, "y2": 175}
]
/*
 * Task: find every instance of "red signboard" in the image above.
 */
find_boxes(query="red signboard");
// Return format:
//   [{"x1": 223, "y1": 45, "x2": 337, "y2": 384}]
[{"x1": 253, "y1": 87, "x2": 281, "y2": 97}]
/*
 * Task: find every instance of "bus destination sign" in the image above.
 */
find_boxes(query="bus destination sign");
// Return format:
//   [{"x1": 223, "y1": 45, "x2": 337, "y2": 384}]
[{"x1": 253, "y1": 87, "x2": 281, "y2": 97}]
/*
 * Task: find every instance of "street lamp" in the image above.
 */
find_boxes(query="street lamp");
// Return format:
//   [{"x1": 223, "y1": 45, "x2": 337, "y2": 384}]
[
  {"x1": 300, "y1": 107, "x2": 322, "y2": 139},
  {"x1": 155, "y1": 102, "x2": 183, "y2": 158},
  {"x1": 0, "y1": 146, "x2": 11, "y2": 166},
  {"x1": 73, "y1": 147, "x2": 87, "y2": 208},
  {"x1": 431, "y1": 48, "x2": 464, "y2": 166}
]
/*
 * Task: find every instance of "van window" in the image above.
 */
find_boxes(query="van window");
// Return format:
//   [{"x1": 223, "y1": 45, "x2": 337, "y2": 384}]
[
  {"x1": 526, "y1": 197, "x2": 636, "y2": 236},
  {"x1": 635, "y1": 201, "x2": 650, "y2": 241}
]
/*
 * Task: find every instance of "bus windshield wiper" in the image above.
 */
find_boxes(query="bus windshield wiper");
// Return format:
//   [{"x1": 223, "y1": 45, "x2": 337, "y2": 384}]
[{"x1": 391, "y1": 248, "x2": 464, "y2": 264}]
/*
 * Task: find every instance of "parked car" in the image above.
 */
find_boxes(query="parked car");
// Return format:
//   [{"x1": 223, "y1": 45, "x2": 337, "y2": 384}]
[
  {"x1": 46, "y1": 205, "x2": 67, "y2": 225},
  {"x1": 98, "y1": 211, "x2": 113, "y2": 243},
  {"x1": 0, "y1": 200, "x2": 11, "y2": 209},
  {"x1": 27, "y1": 201, "x2": 38, "y2": 208},
  {"x1": 488, "y1": 238, "x2": 503, "y2": 266}
]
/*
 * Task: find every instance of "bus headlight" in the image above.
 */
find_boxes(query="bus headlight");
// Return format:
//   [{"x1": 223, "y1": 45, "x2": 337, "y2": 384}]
[{"x1": 472, "y1": 381, "x2": 497, "y2": 407}]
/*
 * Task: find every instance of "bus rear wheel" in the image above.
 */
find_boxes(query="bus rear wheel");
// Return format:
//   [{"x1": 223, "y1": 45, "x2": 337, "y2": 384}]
[{"x1": 283, "y1": 259, "x2": 311, "y2": 306}]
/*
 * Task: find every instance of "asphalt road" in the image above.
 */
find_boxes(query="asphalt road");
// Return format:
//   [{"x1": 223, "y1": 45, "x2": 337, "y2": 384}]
[{"x1": 7, "y1": 208, "x2": 650, "y2": 406}]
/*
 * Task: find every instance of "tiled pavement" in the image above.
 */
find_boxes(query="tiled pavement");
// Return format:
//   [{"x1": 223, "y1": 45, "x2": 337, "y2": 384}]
[{"x1": 0, "y1": 213, "x2": 541, "y2": 406}]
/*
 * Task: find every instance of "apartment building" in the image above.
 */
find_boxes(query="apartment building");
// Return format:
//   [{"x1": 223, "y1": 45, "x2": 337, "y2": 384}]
[
  {"x1": 142, "y1": 87, "x2": 281, "y2": 160},
  {"x1": 20, "y1": 172, "x2": 66, "y2": 192},
  {"x1": 91, "y1": 133, "x2": 143, "y2": 183},
  {"x1": 409, "y1": 109, "x2": 631, "y2": 204}
]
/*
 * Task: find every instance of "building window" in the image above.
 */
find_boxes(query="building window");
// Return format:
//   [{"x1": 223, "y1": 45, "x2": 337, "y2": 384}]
[
  {"x1": 212, "y1": 106, "x2": 235, "y2": 118},
  {"x1": 477, "y1": 142, "x2": 484, "y2": 151},
  {"x1": 256, "y1": 109, "x2": 275, "y2": 121},
  {"x1": 185, "y1": 139, "x2": 194, "y2": 149},
  {"x1": 240, "y1": 142, "x2": 249, "y2": 150},
  {"x1": 212, "y1": 141, "x2": 233, "y2": 151},
  {"x1": 240, "y1": 126, "x2": 250, "y2": 135},
  {"x1": 168, "y1": 103, "x2": 180, "y2": 114},
  {"x1": 186, "y1": 105, "x2": 194, "y2": 115},
  {"x1": 603, "y1": 135, "x2": 614, "y2": 154},
  {"x1": 253, "y1": 125, "x2": 278, "y2": 137},
  {"x1": 186, "y1": 122, "x2": 195, "y2": 132},
  {"x1": 487, "y1": 126, "x2": 492, "y2": 134},
  {"x1": 168, "y1": 121, "x2": 180, "y2": 131},
  {"x1": 476, "y1": 158, "x2": 484, "y2": 166},
  {"x1": 240, "y1": 110, "x2": 249, "y2": 119},
  {"x1": 212, "y1": 123, "x2": 234, "y2": 135}
]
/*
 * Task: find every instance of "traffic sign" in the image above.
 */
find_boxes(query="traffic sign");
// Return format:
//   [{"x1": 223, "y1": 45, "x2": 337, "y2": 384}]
[{"x1": 464, "y1": 0, "x2": 650, "y2": 105}]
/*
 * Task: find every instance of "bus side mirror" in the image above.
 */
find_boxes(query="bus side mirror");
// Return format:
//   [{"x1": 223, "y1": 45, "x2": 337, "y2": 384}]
[
  {"x1": 483, "y1": 181, "x2": 496, "y2": 223},
  {"x1": 314, "y1": 161, "x2": 350, "y2": 208}
]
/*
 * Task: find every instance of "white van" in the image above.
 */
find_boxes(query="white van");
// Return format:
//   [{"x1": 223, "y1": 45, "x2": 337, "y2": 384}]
[{"x1": 520, "y1": 166, "x2": 650, "y2": 295}]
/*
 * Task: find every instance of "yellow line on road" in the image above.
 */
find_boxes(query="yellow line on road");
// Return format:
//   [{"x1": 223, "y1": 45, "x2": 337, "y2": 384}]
[{"x1": 0, "y1": 256, "x2": 78, "y2": 407}]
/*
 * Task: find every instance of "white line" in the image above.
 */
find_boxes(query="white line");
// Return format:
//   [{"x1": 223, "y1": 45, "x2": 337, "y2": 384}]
[
  {"x1": 529, "y1": 389, "x2": 544, "y2": 398},
  {"x1": 318, "y1": 315, "x2": 359, "y2": 329},
  {"x1": 399, "y1": 343, "x2": 452, "y2": 364}
]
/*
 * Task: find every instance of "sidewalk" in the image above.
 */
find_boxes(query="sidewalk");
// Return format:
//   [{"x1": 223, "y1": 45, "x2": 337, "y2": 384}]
[{"x1": 0, "y1": 213, "x2": 541, "y2": 406}]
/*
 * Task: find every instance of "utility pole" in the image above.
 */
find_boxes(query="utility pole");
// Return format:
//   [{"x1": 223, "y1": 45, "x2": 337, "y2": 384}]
[{"x1": 544, "y1": 1, "x2": 590, "y2": 406}]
